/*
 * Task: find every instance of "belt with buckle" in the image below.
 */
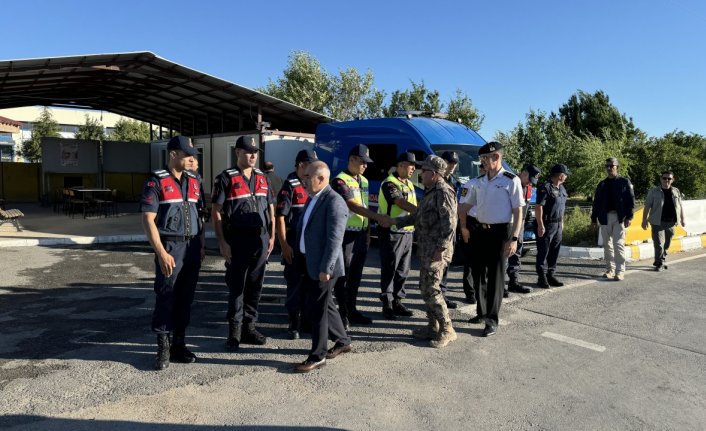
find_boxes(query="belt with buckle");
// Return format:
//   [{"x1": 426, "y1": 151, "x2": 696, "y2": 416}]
[{"x1": 479, "y1": 222, "x2": 508, "y2": 229}]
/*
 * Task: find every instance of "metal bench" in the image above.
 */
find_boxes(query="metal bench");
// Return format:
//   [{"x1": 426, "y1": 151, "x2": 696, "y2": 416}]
[{"x1": 0, "y1": 208, "x2": 24, "y2": 231}]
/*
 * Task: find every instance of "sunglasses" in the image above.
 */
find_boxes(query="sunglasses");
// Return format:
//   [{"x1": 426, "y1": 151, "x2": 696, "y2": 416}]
[{"x1": 661, "y1": 177, "x2": 673, "y2": 181}]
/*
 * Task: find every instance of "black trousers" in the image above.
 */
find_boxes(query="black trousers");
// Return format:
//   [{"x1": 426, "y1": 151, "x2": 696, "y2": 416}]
[
  {"x1": 334, "y1": 230, "x2": 369, "y2": 314},
  {"x1": 476, "y1": 223, "x2": 510, "y2": 326},
  {"x1": 378, "y1": 228, "x2": 413, "y2": 303},
  {"x1": 506, "y1": 228, "x2": 525, "y2": 280},
  {"x1": 152, "y1": 237, "x2": 202, "y2": 334},
  {"x1": 283, "y1": 234, "x2": 306, "y2": 314},
  {"x1": 303, "y1": 273, "x2": 351, "y2": 361},
  {"x1": 535, "y1": 222, "x2": 562, "y2": 276},
  {"x1": 461, "y1": 216, "x2": 484, "y2": 303},
  {"x1": 225, "y1": 232, "x2": 269, "y2": 324}
]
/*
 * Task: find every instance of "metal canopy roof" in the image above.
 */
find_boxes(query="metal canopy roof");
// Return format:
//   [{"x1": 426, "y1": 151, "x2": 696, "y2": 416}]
[{"x1": 0, "y1": 51, "x2": 332, "y2": 135}]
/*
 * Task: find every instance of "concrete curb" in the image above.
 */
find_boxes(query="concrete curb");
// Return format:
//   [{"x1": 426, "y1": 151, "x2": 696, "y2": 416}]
[{"x1": 0, "y1": 231, "x2": 216, "y2": 248}]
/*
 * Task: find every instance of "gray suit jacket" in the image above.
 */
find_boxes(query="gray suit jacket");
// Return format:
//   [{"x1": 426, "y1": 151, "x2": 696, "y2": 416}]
[{"x1": 296, "y1": 185, "x2": 349, "y2": 280}]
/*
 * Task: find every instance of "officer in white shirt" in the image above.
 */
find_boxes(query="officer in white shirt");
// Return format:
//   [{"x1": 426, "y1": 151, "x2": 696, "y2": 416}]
[{"x1": 461, "y1": 142, "x2": 524, "y2": 337}]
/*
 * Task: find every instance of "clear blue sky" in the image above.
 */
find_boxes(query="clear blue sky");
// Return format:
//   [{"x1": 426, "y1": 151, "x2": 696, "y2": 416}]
[{"x1": 3, "y1": 0, "x2": 705, "y2": 139}]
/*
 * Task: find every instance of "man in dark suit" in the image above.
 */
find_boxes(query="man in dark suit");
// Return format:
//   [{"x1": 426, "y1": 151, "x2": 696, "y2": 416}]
[{"x1": 294, "y1": 161, "x2": 353, "y2": 373}]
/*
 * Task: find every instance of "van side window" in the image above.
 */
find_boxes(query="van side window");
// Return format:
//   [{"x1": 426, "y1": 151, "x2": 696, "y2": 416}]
[{"x1": 365, "y1": 144, "x2": 398, "y2": 181}]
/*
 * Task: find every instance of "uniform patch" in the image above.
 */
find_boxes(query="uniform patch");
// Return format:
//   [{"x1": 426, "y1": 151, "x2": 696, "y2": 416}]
[
  {"x1": 165, "y1": 185, "x2": 174, "y2": 193},
  {"x1": 147, "y1": 181, "x2": 156, "y2": 188},
  {"x1": 461, "y1": 188, "x2": 468, "y2": 197}
]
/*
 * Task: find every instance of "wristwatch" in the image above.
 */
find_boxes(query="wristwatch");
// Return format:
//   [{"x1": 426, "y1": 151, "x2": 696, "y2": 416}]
[{"x1": 511, "y1": 236, "x2": 518, "y2": 242}]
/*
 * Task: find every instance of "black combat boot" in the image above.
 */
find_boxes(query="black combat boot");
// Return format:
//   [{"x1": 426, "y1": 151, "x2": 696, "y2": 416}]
[
  {"x1": 287, "y1": 312, "x2": 301, "y2": 340},
  {"x1": 508, "y1": 278, "x2": 532, "y2": 294},
  {"x1": 547, "y1": 274, "x2": 564, "y2": 287},
  {"x1": 241, "y1": 322, "x2": 267, "y2": 345},
  {"x1": 226, "y1": 321, "x2": 241, "y2": 351},
  {"x1": 537, "y1": 274, "x2": 550, "y2": 288},
  {"x1": 170, "y1": 332, "x2": 196, "y2": 363},
  {"x1": 382, "y1": 297, "x2": 396, "y2": 320},
  {"x1": 154, "y1": 333, "x2": 170, "y2": 371},
  {"x1": 392, "y1": 299, "x2": 413, "y2": 317}
]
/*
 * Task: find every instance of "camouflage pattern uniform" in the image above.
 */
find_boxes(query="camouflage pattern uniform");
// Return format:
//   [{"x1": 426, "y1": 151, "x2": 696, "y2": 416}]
[{"x1": 396, "y1": 158, "x2": 458, "y2": 344}]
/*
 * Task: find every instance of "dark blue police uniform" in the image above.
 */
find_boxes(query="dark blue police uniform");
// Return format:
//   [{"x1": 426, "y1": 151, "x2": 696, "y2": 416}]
[
  {"x1": 276, "y1": 171, "x2": 309, "y2": 334},
  {"x1": 141, "y1": 165, "x2": 203, "y2": 370},
  {"x1": 212, "y1": 166, "x2": 274, "y2": 346},
  {"x1": 535, "y1": 180, "x2": 567, "y2": 280}
]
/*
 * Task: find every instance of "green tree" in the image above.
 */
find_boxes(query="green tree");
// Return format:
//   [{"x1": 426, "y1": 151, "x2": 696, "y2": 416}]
[
  {"x1": 558, "y1": 90, "x2": 632, "y2": 141},
  {"x1": 109, "y1": 118, "x2": 151, "y2": 142},
  {"x1": 328, "y1": 67, "x2": 375, "y2": 121},
  {"x1": 261, "y1": 51, "x2": 331, "y2": 114},
  {"x1": 75, "y1": 115, "x2": 105, "y2": 141},
  {"x1": 383, "y1": 80, "x2": 441, "y2": 117},
  {"x1": 641, "y1": 132, "x2": 706, "y2": 199},
  {"x1": 20, "y1": 107, "x2": 60, "y2": 162},
  {"x1": 446, "y1": 89, "x2": 484, "y2": 131}
]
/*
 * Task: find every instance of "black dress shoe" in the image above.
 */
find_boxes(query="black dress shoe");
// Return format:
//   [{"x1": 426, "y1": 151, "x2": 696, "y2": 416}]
[
  {"x1": 445, "y1": 299, "x2": 458, "y2": 309},
  {"x1": 349, "y1": 310, "x2": 373, "y2": 325},
  {"x1": 508, "y1": 280, "x2": 532, "y2": 293},
  {"x1": 482, "y1": 324, "x2": 497, "y2": 337},
  {"x1": 547, "y1": 275, "x2": 564, "y2": 287},
  {"x1": 468, "y1": 315, "x2": 485, "y2": 324},
  {"x1": 326, "y1": 343, "x2": 352, "y2": 359},
  {"x1": 294, "y1": 358, "x2": 326, "y2": 373},
  {"x1": 464, "y1": 296, "x2": 477, "y2": 305},
  {"x1": 382, "y1": 305, "x2": 397, "y2": 320},
  {"x1": 392, "y1": 299, "x2": 414, "y2": 317},
  {"x1": 655, "y1": 265, "x2": 664, "y2": 272},
  {"x1": 537, "y1": 276, "x2": 550, "y2": 288}
]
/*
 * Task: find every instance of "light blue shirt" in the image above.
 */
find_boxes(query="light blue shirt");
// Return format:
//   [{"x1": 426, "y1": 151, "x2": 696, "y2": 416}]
[
  {"x1": 299, "y1": 187, "x2": 324, "y2": 254},
  {"x1": 464, "y1": 168, "x2": 524, "y2": 224}
]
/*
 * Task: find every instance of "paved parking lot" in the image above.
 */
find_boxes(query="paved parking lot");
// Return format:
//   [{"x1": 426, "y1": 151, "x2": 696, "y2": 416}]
[{"x1": 1, "y1": 243, "x2": 704, "y2": 430}]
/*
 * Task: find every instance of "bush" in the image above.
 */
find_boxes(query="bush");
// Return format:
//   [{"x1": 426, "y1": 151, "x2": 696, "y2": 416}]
[{"x1": 562, "y1": 206, "x2": 595, "y2": 246}]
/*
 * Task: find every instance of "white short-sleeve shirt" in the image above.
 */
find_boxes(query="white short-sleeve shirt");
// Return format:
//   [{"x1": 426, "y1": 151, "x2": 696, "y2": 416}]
[{"x1": 463, "y1": 168, "x2": 525, "y2": 224}]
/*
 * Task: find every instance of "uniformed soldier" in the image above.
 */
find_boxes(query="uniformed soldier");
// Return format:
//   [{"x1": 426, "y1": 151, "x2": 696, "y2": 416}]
[
  {"x1": 331, "y1": 144, "x2": 392, "y2": 328},
  {"x1": 276, "y1": 149, "x2": 317, "y2": 339},
  {"x1": 394, "y1": 155, "x2": 458, "y2": 348},
  {"x1": 377, "y1": 152, "x2": 419, "y2": 320},
  {"x1": 140, "y1": 136, "x2": 205, "y2": 371},
  {"x1": 506, "y1": 164, "x2": 540, "y2": 294},
  {"x1": 535, "y1": 164, "x2": 569, "y2": 288},
  {"x1": 439, "y1": 151, "x2": 460, "y2": 309},
  {"x1": 212, "y1": 135, "x2": 275, "y2": 350},
  {"x1": 463, "y1": 141, "x2": 524, "y2": 337}
]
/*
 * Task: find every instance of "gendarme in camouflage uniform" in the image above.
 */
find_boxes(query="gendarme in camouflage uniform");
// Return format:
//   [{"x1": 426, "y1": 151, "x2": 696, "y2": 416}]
[{"x1": 395, "y1": 155, "x2": 458, "y2": 348}]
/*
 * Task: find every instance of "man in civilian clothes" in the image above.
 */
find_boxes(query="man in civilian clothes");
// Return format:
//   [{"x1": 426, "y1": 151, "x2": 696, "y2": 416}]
[{"x1": 294, "y1": 161, "x2": 352, "y2": 373}]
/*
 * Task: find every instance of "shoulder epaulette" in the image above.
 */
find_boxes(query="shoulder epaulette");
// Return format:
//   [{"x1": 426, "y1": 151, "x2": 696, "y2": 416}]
[
  {"x1": 502, "y1": 171, "x2": 516, "y2": 179},
  {"x1": 254, "y1": 168, "x2": 264, "y2": 175},
  {"x1": 184, "y1": 170, "x2": 196, "y2": 178},
  {"x1": 152, "y1": 169, "x2": 169, "y2": 178},
  {"x1": 225, "y1": 168, "x2": 240, "y2": 177},
  {"x1": 287, "y1": 177, "x2": 301, "y2": 186}
]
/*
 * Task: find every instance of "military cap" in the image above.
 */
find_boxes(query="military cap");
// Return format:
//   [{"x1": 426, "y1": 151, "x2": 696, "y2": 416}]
[
  {"x1": 167, "y1": 136, "x2": 198, "y2": 156},
  {"x1": 420, "y1": 154, "x2": 447, "y2": 174},
  {"x1": 478, "y1": 141, "x2": 503, "y2": 155}
]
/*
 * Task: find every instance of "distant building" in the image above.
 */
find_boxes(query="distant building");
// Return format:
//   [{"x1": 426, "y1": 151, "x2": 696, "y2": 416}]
[{"x1": 0, "y1": 106, "x2": 133, "y2": 162}]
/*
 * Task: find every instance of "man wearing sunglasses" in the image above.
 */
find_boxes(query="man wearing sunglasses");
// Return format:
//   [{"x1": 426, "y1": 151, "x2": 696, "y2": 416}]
[
  {"x1": 641, "y1": 171, "x2": 686, "y2": 271},
  {"x1": 590, "y1": 157, "x2": 635, "y2": 281}
]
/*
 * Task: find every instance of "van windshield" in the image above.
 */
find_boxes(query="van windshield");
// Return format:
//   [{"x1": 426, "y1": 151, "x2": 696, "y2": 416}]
[{"x1": 431, "y1": 144, "x2": 514, "y2": 184}]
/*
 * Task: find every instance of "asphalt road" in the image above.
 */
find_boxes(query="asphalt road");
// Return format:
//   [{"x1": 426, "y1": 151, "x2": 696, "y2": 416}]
[{"x1": 1, "y1": 243, "x2": 704, "y2": 430}]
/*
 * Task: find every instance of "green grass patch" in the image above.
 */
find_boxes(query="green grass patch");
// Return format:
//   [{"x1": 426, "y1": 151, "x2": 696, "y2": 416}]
[{"x1": 562, "y1": 206, "x2": 596, "y2": 246}]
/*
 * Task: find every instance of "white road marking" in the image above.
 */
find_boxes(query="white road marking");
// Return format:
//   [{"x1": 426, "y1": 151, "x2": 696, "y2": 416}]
[{"x1": 541, "y1": 331, "x2": 606, "y2": 352}]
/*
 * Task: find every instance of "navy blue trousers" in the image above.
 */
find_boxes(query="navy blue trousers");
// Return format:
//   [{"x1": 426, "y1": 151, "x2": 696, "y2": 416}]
[{"x1": 152, "y1": 237, "x2": 202, "y2": 334}]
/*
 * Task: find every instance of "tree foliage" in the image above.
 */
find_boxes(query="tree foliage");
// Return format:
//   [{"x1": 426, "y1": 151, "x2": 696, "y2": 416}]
[
  {"x1": 20, "y1": 107, "x2": 60, "y2": 162},
  {"x1": 109, "y1": 118, "x2": 151, "y2": 143},
  {"x1": 75, "y1": 115, "x2": 105, "y2": 141},
  {"x1": 261, "y1": 51, "x2": 484, "y2": 127}
]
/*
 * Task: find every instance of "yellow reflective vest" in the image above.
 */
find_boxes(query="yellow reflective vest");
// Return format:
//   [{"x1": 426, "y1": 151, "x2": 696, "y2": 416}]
[
  {"x1": 336, "y1": 171, "x2": 369, "y2": 231},
  {"x1": 378, "y1": 174, "x2": 417, "y2": 232}
]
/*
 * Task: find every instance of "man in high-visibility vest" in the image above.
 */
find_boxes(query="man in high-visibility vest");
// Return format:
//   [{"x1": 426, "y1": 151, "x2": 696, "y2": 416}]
[
  {"x1": 331, "y1": 144, "x2": 392, "y2": 328},
  {"x1": 377, "y1": 152, "x2": 419, "y2": 320}
]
